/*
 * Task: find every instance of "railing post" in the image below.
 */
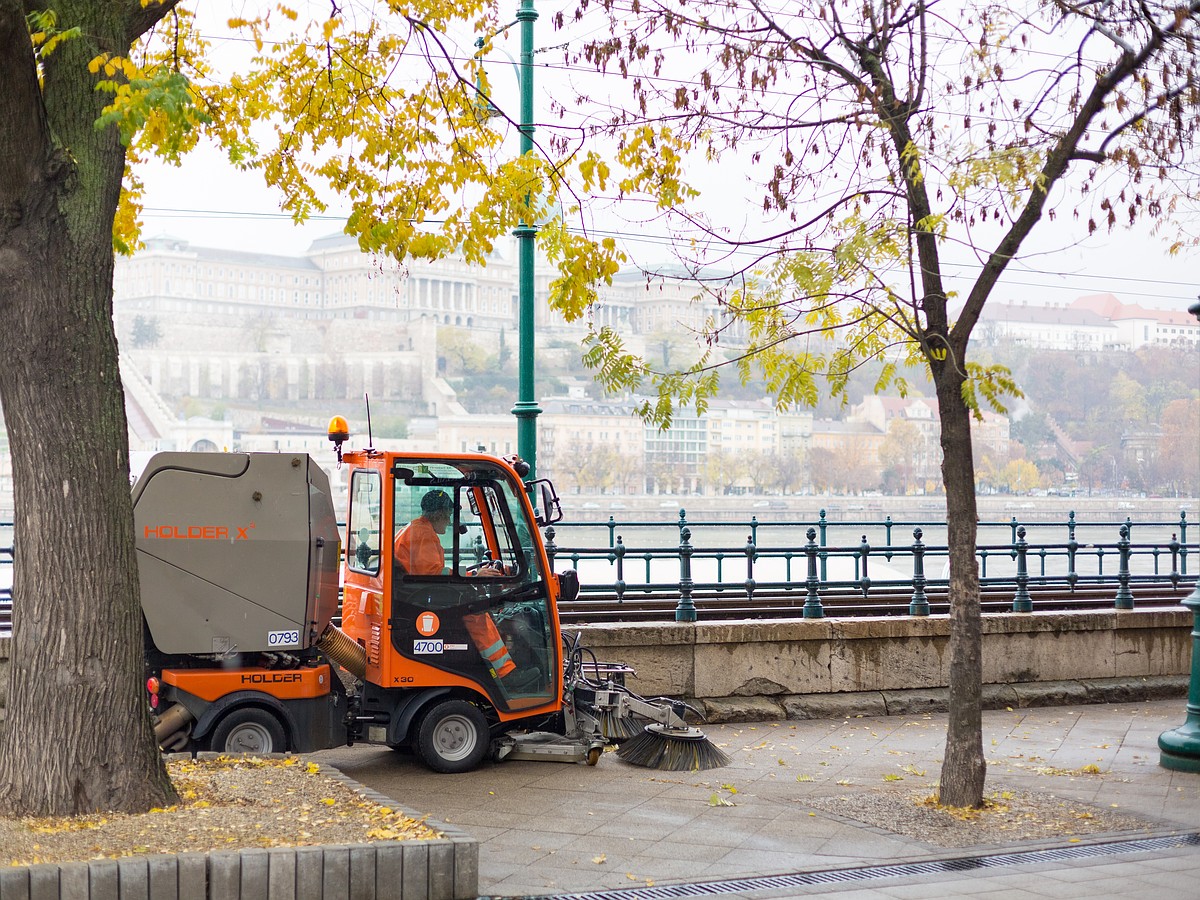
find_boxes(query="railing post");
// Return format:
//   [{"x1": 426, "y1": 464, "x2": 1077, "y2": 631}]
[
  {"x1": 744, "y1": 533, "x2": 756, "y2": 601},
  {"x1": 1170, "y1": 533, "x2": 1181, "y2": 591},
  {"x1": 676, "y1": 526, "x2": 696, "y2": 622},
  {"x1": 1010, "y1": 515, "x2": 1019, "y2": 544},
  {"x1": 749, "y1": 514, "x2": 759, "y2": 546},
  {"x1": 607, "y1": 515, "x2": 617, "y2": 548},
  {"x1": 614, "y1": 536, "x2": 626, "y2": 603},
  {"x1": 677, "y1": 507, "x2": 688, "y2": 536},
  {"x1": 1181, "y1": 510, "x2": 1189, "y2": 576},
  {"x1": 1012, "y1": 526, "x2": 1032, "y2": 612},
  {"x1": 803, "y1": 527, "x2": 824, "y2": 618},
  {"x1": 817, "y1": 508, "x2": 829, "y2": 581},
  {"x1": 858, "y1": 535, "x2": 872, "y2": 598},
  {"x1": 883, "y1": 515, "x2": 894, "y2": 559},
  {"x1": 544, "y1": 526, "x2": 557, "y2": 572},
  {"x1": 909, "y1": 527, "x2": 929, "y2": 616},
  {"x1": 1115, "y1": 524, "x2": 1134, "y2": 610},
  {"x1": 1067, "y1": 522, "x2": 1079, "y2": 592}
]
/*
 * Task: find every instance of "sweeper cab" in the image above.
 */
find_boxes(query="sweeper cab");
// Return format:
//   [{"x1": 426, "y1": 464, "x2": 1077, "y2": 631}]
[{"x1": 137, "y1": 419, "x2": 728, "y2": 773}]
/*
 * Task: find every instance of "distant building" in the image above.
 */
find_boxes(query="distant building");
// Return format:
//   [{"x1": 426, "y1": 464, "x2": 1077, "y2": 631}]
[
  {"x1": 114, "y1": 234, "x2": 746, "y2": 343},
  {"x1": 974, "y1": 302, "x2": 1120, "y2": 350},
  {"x1": 1072, "y1": 293, "x2": 1199, "y2": 349},
  {"x1": 973, "y1": 293, "x2": 1199, "y2": 351}
]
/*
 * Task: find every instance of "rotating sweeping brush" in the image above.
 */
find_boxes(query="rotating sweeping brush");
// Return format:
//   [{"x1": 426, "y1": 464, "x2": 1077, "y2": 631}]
[
  {"x1": 598, "y1": 708, "x2": 646, "y2": 742},
  {"x1": 616, "y1": 723, "x2": 732, "y2": 771}
]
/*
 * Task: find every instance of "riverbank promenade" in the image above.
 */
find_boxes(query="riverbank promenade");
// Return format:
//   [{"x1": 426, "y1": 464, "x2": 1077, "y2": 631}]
[{"x1": 316, "y1": 698, "x2": 1200, "y2": 899}]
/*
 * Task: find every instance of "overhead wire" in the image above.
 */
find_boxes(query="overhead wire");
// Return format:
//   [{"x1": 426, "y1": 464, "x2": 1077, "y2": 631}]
[{"x1": 138, "y1": 205, "x2": 1198, "y2": 301}]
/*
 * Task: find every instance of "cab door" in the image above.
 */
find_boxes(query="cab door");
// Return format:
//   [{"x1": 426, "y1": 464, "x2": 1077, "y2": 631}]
[{"x1": 388, "y1": 463, "x2": 559, "y2": 714}]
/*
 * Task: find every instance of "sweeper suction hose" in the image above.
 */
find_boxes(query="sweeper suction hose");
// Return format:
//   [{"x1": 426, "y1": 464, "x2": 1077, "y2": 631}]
[{"x1": 317, "y1": 623, "x2": 368, "y2": 678}]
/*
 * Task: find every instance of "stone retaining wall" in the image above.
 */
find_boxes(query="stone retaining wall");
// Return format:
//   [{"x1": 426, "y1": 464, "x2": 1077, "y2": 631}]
[{"x1": 573, "y1": 607, "x2": 1194, "y2": 718}]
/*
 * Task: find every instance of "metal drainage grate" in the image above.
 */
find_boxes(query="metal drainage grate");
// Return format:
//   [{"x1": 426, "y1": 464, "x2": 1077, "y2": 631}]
[{"x1": 499, "y1": 832, "x2": 1200, "y2": 900}]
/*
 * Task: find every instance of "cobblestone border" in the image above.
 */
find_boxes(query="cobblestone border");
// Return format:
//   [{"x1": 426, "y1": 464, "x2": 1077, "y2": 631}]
[{"x1": 0, "y1": 761, "x2": 478, "y2": 900}]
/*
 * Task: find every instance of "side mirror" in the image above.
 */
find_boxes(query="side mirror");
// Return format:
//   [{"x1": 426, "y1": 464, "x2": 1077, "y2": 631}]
[
  {"x1": 557, "y1": 569, "x2": 580, "y2": 603},
  {"x1": 534, "y1": 479, "x2": 564, "y2": 526}
]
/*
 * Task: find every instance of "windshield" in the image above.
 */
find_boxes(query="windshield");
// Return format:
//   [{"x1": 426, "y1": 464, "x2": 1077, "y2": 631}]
[{"x1": 391, "y1": 460, "x2": 538, "y2": 585}]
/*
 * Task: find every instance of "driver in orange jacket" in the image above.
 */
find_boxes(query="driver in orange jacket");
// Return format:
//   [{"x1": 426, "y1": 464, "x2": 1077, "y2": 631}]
[{"x1": 394, "y1": 489, "x2": 515, "y2": 679}]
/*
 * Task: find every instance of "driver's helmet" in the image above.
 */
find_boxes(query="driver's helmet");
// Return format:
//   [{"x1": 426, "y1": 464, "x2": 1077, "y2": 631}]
[{"x1": 421, "y1": 489, "x2": 454, "y2": 514}]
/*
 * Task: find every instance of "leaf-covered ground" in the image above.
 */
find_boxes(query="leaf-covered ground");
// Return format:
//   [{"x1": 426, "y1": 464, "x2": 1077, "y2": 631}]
[
  {"x1": 802, "y1": 786, "x2": 1157, "y2": 849},
  {"x1": 0, "y1": 756, "x2": 439, "y2": 867}
]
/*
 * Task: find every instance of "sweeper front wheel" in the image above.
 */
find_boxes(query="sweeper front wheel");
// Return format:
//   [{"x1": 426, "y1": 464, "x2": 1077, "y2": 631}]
[{"x1": 415, "y1": 699, "x2": 490, "y2": 773}]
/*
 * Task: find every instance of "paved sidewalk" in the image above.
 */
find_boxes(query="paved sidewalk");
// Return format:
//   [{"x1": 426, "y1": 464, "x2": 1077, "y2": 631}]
[{"x1": 314, "y1": 700, "x2": 1200, "y2": 898}]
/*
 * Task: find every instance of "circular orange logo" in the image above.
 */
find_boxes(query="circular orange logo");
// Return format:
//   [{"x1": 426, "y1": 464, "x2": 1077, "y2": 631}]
[{"x1": 416, "y1": 611, "x2": 440, "y2": 637}]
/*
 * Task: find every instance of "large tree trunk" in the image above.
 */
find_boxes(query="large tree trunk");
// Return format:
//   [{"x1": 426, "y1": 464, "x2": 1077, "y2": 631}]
[
  {"x1": 0, "y1": 2, "x2": 175, "y2": 816},
  {"x1": 933, "y1": 366, "x2": 986, "y2": 807}
]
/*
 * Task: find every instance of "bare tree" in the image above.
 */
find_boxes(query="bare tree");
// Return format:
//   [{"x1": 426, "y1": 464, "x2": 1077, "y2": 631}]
[{"x1": 557, "y1": 0, "x2": 1200, "y2": 806}]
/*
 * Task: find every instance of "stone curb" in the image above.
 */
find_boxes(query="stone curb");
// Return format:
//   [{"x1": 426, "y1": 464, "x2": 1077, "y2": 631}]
[{"x1": 0, "y1": 759, "x2": 477, "y2": 900}]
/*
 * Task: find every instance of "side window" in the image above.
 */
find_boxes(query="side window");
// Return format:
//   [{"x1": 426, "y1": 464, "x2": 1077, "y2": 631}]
[{"x1": 346, "y1": 470, "x2": 381, "y2": 575}]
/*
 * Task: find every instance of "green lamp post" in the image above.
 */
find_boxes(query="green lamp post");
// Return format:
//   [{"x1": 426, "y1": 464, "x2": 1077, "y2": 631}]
[
  {"x1": 510, "y1": 0, "x2": 542, "y2": 478},
  {"x1": 1158, "y1": 298, "x2": 1200, "y2": 772}
]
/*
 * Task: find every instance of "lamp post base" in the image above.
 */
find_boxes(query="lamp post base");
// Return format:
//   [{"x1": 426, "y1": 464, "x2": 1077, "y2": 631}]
[{"x1": 1159, "y1": 722, "x2": 1200, "y2": 773}]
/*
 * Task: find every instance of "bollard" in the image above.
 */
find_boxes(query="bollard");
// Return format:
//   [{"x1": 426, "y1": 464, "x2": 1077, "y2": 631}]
[
  {"x1": 1115, "y1": 525, "x2": 1134, "y2": 610},
  {"x1": 909, "y1": 527, "x2": 929, "y2": 616},
  {"x1": 1012, "y1": 526, "x2": 1032, "y2": 612},
  {"x1": 803, "y1": 528, "x2": 824, "y2": 618},
  {"x1": 675, "y1": 526, "x2": 696, "y2": 622}
]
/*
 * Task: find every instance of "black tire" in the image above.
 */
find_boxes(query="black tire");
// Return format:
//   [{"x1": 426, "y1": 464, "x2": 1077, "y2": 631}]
[
  {"x1": 415, "y1": 700, "x2": 489, "y2": 773},
  {"x1": 209, "y1": 707, "x2": 287, "y2": 755}
]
